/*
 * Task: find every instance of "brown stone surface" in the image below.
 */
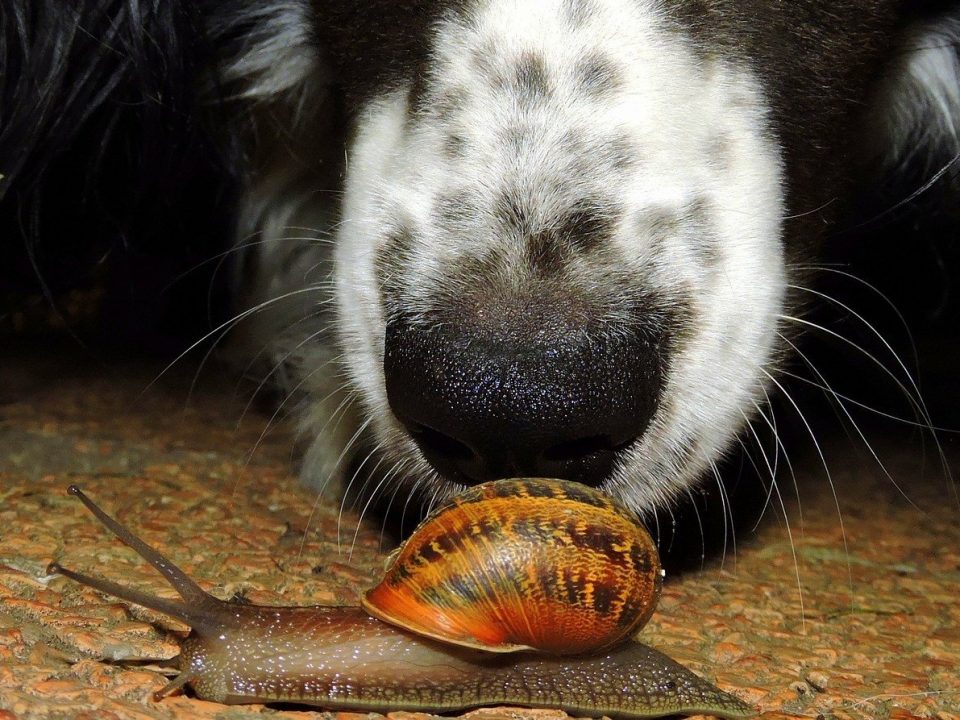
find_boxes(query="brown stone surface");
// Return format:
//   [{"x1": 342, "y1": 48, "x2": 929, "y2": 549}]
[{"x1": 0, "y1": 349, "x2": 958, "y2": 719}]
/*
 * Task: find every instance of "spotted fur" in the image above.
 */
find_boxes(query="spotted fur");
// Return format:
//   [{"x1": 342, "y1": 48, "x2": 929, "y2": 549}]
[
  {"x1": 230, "y1": 0, "x2": 960, "y2": 515},
  {"x1": 5, "y1": 0, "x2": 959, "y2": 519}
]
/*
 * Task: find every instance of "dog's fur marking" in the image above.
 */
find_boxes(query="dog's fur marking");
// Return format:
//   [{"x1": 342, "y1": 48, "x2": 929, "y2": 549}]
[
  {"x1": 205, "y1": 0, "x2": 960, "y2": 514},
  {"x1": 869, "y1": 15, "x2": 960, "y2": 168},
  {"x1": 327, "y1": 0, "x2": 785, "y2": 511},
  {"x1": 6, "y1": 0, "x2": 958, "y2": 516}
]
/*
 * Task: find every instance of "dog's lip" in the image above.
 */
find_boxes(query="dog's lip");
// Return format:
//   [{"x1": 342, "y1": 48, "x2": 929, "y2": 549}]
[{"x1": 405, "y1": 421, "x2": 627, "y2": 488}]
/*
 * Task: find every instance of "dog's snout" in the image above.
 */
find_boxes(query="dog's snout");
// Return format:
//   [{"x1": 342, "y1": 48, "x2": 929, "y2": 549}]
[{"x1": 384, "y1": 302, "x2": 663, "y2": 486}]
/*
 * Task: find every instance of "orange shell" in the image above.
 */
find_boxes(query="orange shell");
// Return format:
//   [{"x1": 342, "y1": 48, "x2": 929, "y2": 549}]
[{"x1": 361, "y1": 478, "x2": 662, "y2": 654}]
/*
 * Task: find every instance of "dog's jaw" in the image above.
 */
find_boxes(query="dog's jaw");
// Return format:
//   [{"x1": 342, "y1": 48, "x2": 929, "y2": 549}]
[{"x1": 332, "y1": 0, "x2": 785, "y2": 514}]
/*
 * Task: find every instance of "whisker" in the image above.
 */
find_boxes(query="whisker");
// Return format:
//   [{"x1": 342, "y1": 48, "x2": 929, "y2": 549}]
[
  {"x1": 663, "y1": 505, "x2": 677, "y2": 555},
  {"x1": 732, "y1": 431, "x2": 768, "y2": 507},
  {"x1": 372, "y1": 457, "x2": 420, "y2": 548},
  {"x1": 738, "y1": 407, "x2": 782, "y2": 531},
  {"x1": 748, "y1": 398, "x2": 802, "y2": 534},
  {"x1": 160, "y1": 230, "x2": 337, "y2": 297},
  {"x1": 757, "y1": 381, "x2": 800, "y2": 508},
  {"x1": 306, "y1": 389, "x2": 362, "y2": 493},
  {"x1": 847, "y1": 152, "x2": 960, "y2": 230},
  {"x1": 779, "y1": 314, "x2": 926, "y2": 422},
  {"x1": 738, "y1": 405, "x2": 808, "y2": 631},
  {"x1": 650, "y1": 499, "x2": 661, "y2": 548},
  {"x1": 786, "y1": 283, "x2": 924, "y2": 400},
  {"x1": 779, "y1": 333, "x2": 920, "y2": 510},
  {"x1": 780, "y1": 196, "x2": 837, "y2": 221},
  {"x1": 346, "y1": 441, "x2": 392, "y2": 560},
  {"x1": 681, "y1": 485, "x2": 707, "y2": 571},
  {"x1": 332, "y1": 417, "x2": 377, "y2": 553},
  {"x1": 188, "y1": 292, "x2": 337, "y2": 415},
  {"x1": 787, "y1": 265, "x2": 920, "y2": 374},
  {"x1": 777, "y1": 369, "x2": 959, "y2": 432},
  {"x1": 236, "y1": 321, "x2": 338, "y2": 429},
  {"x1": 141, "y1": 286, "x2": 328, "y2": 398},
  {"x1": 779, "y1": 312, "x2": 954, "y2": 491},
  {"x1": 761, "y1": 367, "x2": 852, "y2": 610},
  {"x1": 376, "y1": 464, "x2": 411, "y2": 552},
  {"x1": 707, "y1": 457, "x2": 735, "y2": 575},
  {"x1": 423, "y1": 483, "x2": 444, "y2": 521},
  {"x1": 233, "y1": 353, "x2": 346, "y2": 496},
  {"x1": 397, "y1": 472, "x2": 423, "y2": 541},
  {"x1": 292, "y1": 390, "x2": 361, "y2": 542},
  {"x1": 785, "y1": 280, "x2": 946, "y2": 489}
]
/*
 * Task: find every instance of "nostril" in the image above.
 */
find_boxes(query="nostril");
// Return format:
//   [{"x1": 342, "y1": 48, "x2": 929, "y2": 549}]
[
  {"x1": 409, "y1": 423, "x2": 475, "y2": 463},
  {"x1": 541, "y1": 434, "x2": 637, "y2": 463},
  {"x1": 384, "y1": 306, "x2": 665, "y2": 487},
  {"x1": 542, "y1": 435, "x2": 614, "y2": 462}
]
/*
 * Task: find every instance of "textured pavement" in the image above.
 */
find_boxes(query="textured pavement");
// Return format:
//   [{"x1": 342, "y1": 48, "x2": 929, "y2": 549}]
[{"x1": 0, "y1": 348, "x2": 957, "y2": 720}]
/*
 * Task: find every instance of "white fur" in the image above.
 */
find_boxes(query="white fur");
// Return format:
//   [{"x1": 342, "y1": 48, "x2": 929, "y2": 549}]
[
  {"x1": 333, "y1": 0, "x2": 784, "y2": 513},
  {"x1": 871, "y1": 14, "x2": 960, "y2": 167},
  {"x1": 212, "y1": 0, "x2": 326, "y2": 102}
]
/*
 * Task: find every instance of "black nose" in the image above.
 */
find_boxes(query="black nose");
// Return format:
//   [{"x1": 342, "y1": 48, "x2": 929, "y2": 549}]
[{"x1": 383, "y1": 300, "x2": 664, "y2": 486}]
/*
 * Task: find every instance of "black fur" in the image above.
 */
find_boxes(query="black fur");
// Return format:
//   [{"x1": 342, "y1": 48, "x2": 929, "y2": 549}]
[{"x1": 0, "y1": 0, "x2": 238, "y2": 344}]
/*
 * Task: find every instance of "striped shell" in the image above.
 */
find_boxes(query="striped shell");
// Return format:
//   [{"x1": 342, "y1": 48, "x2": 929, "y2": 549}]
[{"x1": 361, "y1": 478, "x2": 663, "y2": 654}]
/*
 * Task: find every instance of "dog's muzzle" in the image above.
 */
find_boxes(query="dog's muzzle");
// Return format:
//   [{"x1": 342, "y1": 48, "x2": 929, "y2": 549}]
[{"x1": 384, "y1": 296, "x2": 664, "y2": 486}]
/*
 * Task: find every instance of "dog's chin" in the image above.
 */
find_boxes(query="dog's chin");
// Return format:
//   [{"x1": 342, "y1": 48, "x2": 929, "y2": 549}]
[
  {"x1": 333, "y1": 425, "x2": 755, "y2": 573},
  {"x1": 330, "y1": 432, "x2": 456, "y2": 532},
  {"x1": 330, "y1": 415, "x2": 632, "y2": 520}
]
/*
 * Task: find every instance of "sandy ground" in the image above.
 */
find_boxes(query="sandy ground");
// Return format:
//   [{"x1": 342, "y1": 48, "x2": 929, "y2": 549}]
[{"x1": 0, "y1": 348, "x2": 957, "y2": 720}]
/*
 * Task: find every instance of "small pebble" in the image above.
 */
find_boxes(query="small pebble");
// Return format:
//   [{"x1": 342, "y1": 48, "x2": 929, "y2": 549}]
[{"x1": 804, "y1": 669, "x2": 830, "y2": 692}]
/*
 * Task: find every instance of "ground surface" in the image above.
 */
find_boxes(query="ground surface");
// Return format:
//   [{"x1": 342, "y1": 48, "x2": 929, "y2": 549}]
[{"x1": 0, "y1": 348, "x2": 957, "y2": 720}]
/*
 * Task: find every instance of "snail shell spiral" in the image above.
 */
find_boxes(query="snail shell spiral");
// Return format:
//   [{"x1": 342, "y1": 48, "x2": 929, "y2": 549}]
[{"x1": 361, "y1": 478, "x2": 663, "y2": 654}]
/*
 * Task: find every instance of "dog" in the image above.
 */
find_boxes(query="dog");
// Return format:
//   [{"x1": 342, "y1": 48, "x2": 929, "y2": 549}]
[{"x1": 3, "y1": 1, "x2": 958, "y2": 523}]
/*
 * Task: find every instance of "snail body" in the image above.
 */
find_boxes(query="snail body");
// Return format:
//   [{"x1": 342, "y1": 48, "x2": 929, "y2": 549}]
[
  {"x1": 175, "y1": 604, "x2": 748, "y2": 717},
  {"x1": 48, "y1": 483, "x2": 754, "y2": 719}
]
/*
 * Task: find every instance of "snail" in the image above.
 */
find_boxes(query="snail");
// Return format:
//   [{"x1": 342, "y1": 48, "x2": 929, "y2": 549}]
[{"x1": 47, "y1": 481, "x2": 754, "y2": 718}]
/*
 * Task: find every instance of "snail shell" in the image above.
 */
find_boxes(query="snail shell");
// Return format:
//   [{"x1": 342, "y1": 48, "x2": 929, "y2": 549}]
[{"x1": 361, "y1": 478, "x2": 663, "y2": 654}]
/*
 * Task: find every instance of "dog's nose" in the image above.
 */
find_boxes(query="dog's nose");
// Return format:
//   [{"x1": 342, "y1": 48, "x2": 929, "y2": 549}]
[{"x1": 383, "y1": 304, "x2": 663, "y2": 486}]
